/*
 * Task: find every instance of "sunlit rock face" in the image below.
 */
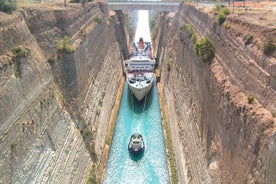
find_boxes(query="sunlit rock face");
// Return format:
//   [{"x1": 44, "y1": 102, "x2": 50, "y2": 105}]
[
  {"x1": 157, "y1": 4, "x2": 275, "y2": 184},
  {"x1": 0, "y1": 3, "x2": 128, "y2": 183}
]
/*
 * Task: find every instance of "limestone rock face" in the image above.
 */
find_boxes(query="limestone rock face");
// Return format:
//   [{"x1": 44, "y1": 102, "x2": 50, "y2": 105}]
[
  {"x1": 157, "y1": 4, "x2": 276, "y2": 184},
  {"x1": 0, "y1": 3, "x2": 127, "y2": 183}
]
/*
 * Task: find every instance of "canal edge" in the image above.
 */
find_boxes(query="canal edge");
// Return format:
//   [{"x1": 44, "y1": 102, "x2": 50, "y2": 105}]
[
  {"x1": 97, "y1": 76, "x2": 125, "y2": 184},
  {"x1": 157, "y1": 81, "x2": 178, "y2": 184}
]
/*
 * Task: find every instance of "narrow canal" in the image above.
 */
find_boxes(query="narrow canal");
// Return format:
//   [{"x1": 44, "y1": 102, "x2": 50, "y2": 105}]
[
  {"x1": 103, "y1": 10, "x2": 169, "y2": 183},
  {"x1": 103, "y1": 81, "x2": 169, "y2": 183}
]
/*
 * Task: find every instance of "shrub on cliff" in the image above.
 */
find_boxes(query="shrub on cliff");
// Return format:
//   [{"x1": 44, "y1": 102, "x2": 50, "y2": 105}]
[
  {"x1": 218, "y1": 12, "x2": 226, "y2": 24},
  {"x1": 263, "y1": 37, "x2": 276, "y2": 56},
  {"x1": 214, "y1": 6, "x2": 230, "y2": 25},
  {"x1": 221, "y1": 7, "x2": 231, "y2": 16},
  {"x1": 194, "y1": 37, "x2": 215, "y2": 62},
  {"x1": 0, "y1": 0, "x2": 17, "y2": 13},
  {"x1": 180, "y1": 22, "x2": 194, "y2": 37},
  {"x1": 94, "y1": 16, "x2": 102, "y2": 24},
  {"x1": 57, "y1": 36, "x2": 75, "y2": 54},
  {"x1": 12, "y1": 46, "x2": 26, "y2": 58},
  {"x1": 191, "y1": 32, "x2": 198, "y2": 43},
  {"x1": 214, "y1": 4, "x2": 222, "y2": 11},
  {"x1": 247, "y1": 95, "x2": 254, "y2": 104},
  {"x1": 244, "y1": 34, "x2": 254, "y2": 46},
  {"x1": 166, "y1": 60, "x2": 173, "y2": 71},
  {"x1": 225, "y1": 23, "x2": 231, "y2": 29}
]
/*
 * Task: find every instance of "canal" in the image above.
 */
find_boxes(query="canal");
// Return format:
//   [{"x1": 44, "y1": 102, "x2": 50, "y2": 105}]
[
  {"x1": 103, "y1": 81, "x2": 169, "y2": 183},
  {"x1": 103, "y1": 10, "x2": 169, "y2": 183}
]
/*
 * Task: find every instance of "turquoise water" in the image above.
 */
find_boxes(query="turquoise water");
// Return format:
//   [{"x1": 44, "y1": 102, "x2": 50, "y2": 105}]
[{"x1": 103, "y1": 81, "x2": 169, "y2": 184}]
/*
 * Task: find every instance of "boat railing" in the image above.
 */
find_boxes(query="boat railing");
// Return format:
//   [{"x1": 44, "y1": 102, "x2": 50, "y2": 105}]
[
  {"x1": 128, "y1": 69, "x2": 154, "y2": 74},
  {"x1": 124, "y1": 60, "x2": 156, "y2": 65}
]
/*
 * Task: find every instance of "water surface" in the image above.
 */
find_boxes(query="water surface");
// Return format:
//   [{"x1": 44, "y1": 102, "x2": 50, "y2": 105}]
[{"x1": 103, "y1": 81, "x2": 169, "y2": 184}]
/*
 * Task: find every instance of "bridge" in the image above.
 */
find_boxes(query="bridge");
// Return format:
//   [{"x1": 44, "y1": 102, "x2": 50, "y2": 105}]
[{"x1": 106, "y1": 1, "x2": 181, "y2": 12}]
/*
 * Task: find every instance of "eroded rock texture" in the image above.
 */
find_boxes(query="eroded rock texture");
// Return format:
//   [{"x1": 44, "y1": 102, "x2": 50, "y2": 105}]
[
  {"x1": 157, "y1": 4, "x2": 275, "y2": 184},
  {"x1": 0, "y1": 3, "x2": 127, "y2": 183}
]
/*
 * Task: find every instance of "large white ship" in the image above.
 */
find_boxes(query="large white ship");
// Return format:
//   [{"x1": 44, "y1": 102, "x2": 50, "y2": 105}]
[{"x1": 124, "y1": 37, "x2": 156, "y2": 101}]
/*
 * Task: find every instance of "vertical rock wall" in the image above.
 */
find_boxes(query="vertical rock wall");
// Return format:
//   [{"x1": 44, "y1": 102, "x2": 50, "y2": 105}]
[
  {"x1": 158, "y1": 4, "x2": 275, "y2": 184},
  {"x1": 0, "y1": 11, "x2": 93, "y2": 183},
  {"x1": 0, "y1": 3, "x2": 127, "y2": 183}
]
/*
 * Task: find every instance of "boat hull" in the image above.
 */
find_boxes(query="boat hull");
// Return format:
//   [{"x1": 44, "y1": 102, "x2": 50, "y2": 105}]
[
  {"x1": 127, "y1": 77, "x2": 154, "y2": 101},
  {"x1": 128, "y1": 146, "x2": 145, "y2": 157}
]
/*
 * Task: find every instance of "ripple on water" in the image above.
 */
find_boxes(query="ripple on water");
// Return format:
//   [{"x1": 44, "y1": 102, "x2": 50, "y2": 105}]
[{"x1": 103, "y1": 81, "x2": 169, "y2": 184}]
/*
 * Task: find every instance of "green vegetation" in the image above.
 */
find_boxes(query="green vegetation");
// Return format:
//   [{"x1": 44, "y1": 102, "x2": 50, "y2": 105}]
[
  {"x1": 179, "y1": 22, "x2": 199, "y2": 44},
  {"x1": 10, "y1": 140, "x2": 17, "y2": 151},
  {"x1": 124, "y1": 13, "x2": 129, "y2": 25},
  {"x1": 160, "y1": 101, "x2": 178, "y2": 184},
  {"x1": 14, "y1": 61, "x2": 21, "y2": 77},
  {"x1": 221, "y1": 7, "x2": 231, "y2": 15},
  {"x1": 12, "y1": 46, "x2": 26, "y2": 77},
  {"x1": 247, "y1": 95, "x2": 254, "y2": 104},
  {"x1": 214, "y1": 3, "x2": 230, "y2": 14},
  {"x1": 263, "y1": 37, "x2": 276, "y2": 56},
  {"x1": 0, "y1": 0, "x2": 17, "y2": 13},
  {"x1": 86, "y1": 163, "x2": 97, "y2": 184},
  {"x1": 166, "y1": 60, "x2": 173, "y2": 71},
  {"x1": 194, "y1": 37, "x2": 215, "y2": 62},
  {"x1": 80, "y1": 28, "x2": 86, "y2": 38},
  {"x1": 176, "y1": 66, "x2": 181, "y2": 73},
  {"x1": 180, "y1": 22, "x2": 194, "y2": 37},
  {"x1": 214, "y1": 5, "x2": 231, "y2": 25},
  {"x1": 214, "y1": 4, "x2": 222, "y2": 12},
  {"x1": 225, "y1": 23, "x2": 231, "y2": 29},
  {"x1": 94, "y1": 16, "x2": 102, "y2": 24},
  {"x1": 180, "y1": 22, "x2": 195, "y2": 44},
  {"x1": 12, "y1": 46, "x2": 26, "y2": 58},
  {"x1": 57, "y1": 36, "x2": 75, "y2": 54},
  {"x1": 244, "y1": 34, "x2": 254, "y2": 46},
  {"x1": 218, "y1": 12, "x2": 226, "y2": 24},
  {"x1": 191, "y1": 32, "x2": 198, "y2": 43}
]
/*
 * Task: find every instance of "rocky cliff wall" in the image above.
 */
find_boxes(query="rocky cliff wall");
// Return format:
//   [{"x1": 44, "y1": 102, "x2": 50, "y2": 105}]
[
  {"x1": 157, "y1": 4, "x2": 275, "y2": 184},
  {"x1": 0, "y1": 3, "x2": 126, "y2": 183},
  {"x1": 0, "y1": 11, "x2": 92, "y2": 183},
  {"x1": 182, "y1": 5, "x2": 276, "y2": 111}
]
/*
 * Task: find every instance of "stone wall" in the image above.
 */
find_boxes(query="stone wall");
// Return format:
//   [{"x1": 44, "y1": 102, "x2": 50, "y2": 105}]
[{"x1": 158, "y1": 4, "x2": 275, "y2": 184}]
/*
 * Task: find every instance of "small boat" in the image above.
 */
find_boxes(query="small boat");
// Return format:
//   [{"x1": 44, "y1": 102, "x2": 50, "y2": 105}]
[
  {"x1": 128, "y1": 133, "x2": 145, "y2": 157},
  {"x1": 124, "y1": 37, "x2": 156, "y2": 101}
]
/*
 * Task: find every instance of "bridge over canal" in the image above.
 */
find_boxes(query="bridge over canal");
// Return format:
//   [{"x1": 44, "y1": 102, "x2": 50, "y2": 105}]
[{"x1": 106, "y1": 1, "x2": 181, "y2": 12}]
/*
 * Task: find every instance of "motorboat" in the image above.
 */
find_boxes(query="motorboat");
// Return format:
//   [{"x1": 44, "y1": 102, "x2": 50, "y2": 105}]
[
  {"x1": 124, "y1": 37, "x2": 156, "y2": 101},
  {"x1": 128, "y1": 133, "x2": 145, "y2": 157}
]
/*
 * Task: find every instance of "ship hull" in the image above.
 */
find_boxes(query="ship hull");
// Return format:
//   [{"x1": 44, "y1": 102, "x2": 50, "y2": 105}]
[{"x1": 127, "y1": 76, "x2": 154, "y2": 101}]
